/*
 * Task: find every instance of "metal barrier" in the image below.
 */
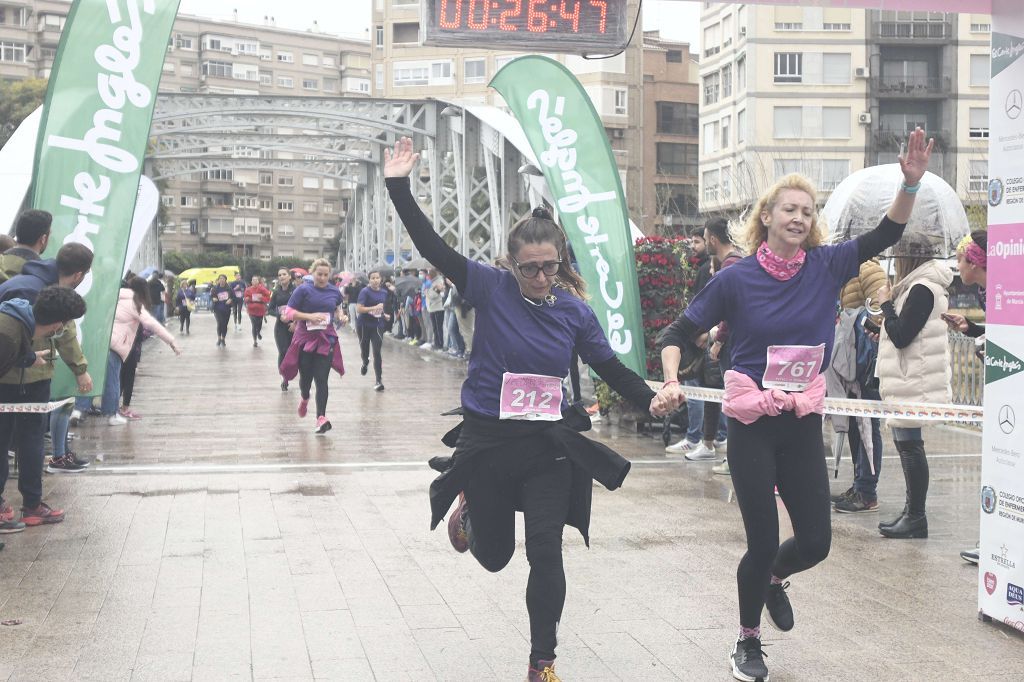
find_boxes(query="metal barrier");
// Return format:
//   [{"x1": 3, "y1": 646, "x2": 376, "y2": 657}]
[{"x1": 949, "y1": 331, "x2": 984, "y2": 407}]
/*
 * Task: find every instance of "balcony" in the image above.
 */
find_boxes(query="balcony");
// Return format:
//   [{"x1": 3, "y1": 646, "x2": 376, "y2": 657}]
[
  {"x1": 875, "y1": 128, "x2": 951, "y2": 149},
  {"x1": 874, "y1": 74, "x2": 951, "y2": 96},
  {"x1": 876, "y1": 21, "x2": 952, "y2": 40}
]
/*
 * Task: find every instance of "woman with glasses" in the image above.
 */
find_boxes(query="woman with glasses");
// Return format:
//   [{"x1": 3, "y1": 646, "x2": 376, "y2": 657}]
[{"x1": 384, "y1": 137, "x2": 659, "y2": 682}]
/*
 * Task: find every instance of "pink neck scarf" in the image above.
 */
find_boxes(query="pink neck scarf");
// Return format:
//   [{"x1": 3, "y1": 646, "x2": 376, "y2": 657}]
[{"x1": 756, "y1": 241, "x2": 806, "y2": 281}]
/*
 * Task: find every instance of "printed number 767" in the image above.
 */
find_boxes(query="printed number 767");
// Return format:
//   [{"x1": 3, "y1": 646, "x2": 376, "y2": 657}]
[{"x1": 778, "y1": 360, "x2": 816, "y2": 378}]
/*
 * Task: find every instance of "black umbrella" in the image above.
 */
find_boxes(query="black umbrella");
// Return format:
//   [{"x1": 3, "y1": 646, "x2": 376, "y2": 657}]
[{"x1": 394, "y1": 275, "x2": 422, "y2": 300}]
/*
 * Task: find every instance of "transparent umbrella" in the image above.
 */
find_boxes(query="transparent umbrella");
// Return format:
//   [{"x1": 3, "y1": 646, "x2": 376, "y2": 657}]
[{"x1": 822, "y1": 164, "x2": 969, "y2": 258}]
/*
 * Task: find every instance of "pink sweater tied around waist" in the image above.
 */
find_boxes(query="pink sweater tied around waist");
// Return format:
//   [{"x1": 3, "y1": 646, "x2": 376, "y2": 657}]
[{"x1": 722, "y1": 370, "x2": 826, "y2": 425}]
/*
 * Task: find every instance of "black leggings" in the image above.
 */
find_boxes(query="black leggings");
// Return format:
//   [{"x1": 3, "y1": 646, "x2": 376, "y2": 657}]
[
  {"x1": 430, "y1": 310, "x2": 445, "y2": 347},
  {"x1": 727, "y1": 412, "x2": 831, "y2": 629},
  {"x1": 359, "y1": 325, "x2": 383, "y2": 381},
  {"x1": 120, "y1": 348, "x2": 142, "y2": 407},
  {"x1": 464, "y1": 450, "x2": 572, "y2": 666},
  {"x1": 298, "y1": 350, "x2": 332, "y2": 417},
  {"x1": 274, "y1": 320, "x2": 293, "y2": 370},
  {"x1": 232, "y1": 300, "x2": 243, "y2": 325},
  {"x1": 214, "y1": 308, "x2": 230, "y2": 339},
  {"x1": 250, "y1": 315, "x2": 264, "y2": 343},
  {"x1": 178, "y1": 307, "x2": 191, "y2": 333}
]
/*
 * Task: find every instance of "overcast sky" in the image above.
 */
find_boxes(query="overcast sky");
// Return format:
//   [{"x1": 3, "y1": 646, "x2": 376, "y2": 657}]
[{"x1": 176, "y1": 0, "x2": 702, "y2": 47}]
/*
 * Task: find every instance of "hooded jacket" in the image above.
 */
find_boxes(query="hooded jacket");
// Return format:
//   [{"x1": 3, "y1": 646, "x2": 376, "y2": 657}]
[
  {"x1": 0, "y1": 246, "x2": 41, "y2": 283},
  {"x1": 0, "y1": 258, "x2": 60, "y2": 304},
  {"x1": 876, "y1": 260, "x2": 953, "y2": 428},
  {"x1": 0, "y1": 299, "x2": 38, "y2": 379}
]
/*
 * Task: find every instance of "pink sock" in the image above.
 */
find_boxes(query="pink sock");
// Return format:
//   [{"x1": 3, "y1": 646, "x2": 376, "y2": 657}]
[{"x1": 739, "y1": 626, "x2": 761, "y2": 640}]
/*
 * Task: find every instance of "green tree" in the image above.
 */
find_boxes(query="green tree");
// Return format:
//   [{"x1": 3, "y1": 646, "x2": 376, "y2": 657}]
[{"x1": 0, "y1": 79, "x2": 48, "y2": 148}]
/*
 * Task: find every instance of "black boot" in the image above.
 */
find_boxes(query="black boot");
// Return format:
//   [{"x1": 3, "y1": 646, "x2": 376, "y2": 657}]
[
  {"x1": 878, "y1": 500, "x2": 909, "y2": 530},
  {"x1": 880, "y1": 440, "x2": 928, "y2": 539}
]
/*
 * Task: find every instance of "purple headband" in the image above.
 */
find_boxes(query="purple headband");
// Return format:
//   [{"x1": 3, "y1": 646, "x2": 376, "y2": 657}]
[{"x1": 964, "y1": 242, "x2": 986, "y2": 270}]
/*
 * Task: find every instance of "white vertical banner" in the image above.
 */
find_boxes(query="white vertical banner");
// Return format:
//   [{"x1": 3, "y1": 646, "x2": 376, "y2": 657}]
[{"x1": 979, "y1": 0, "x2": 1024, "y2": 633}]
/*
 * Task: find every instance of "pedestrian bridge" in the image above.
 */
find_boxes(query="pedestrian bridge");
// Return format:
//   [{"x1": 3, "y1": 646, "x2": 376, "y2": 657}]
[{"x1": 147, "y1": 95, "x2": 550, "y2": 272}]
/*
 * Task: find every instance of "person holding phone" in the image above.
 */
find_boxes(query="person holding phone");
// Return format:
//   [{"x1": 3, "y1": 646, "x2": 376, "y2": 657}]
[
  {"x1": 656, "y1": 129, "x2": 933, "y2": 682},
  {"x1": 280, "y1": 259, "x2": 348, "y2": 434}
]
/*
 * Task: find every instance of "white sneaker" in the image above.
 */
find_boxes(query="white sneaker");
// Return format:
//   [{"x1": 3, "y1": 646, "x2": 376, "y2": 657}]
[
  {"x1": 420, "y1": 343, "x2": 433, "y2": 350},
  {"x1": 684, "y1": 443, "x2": 718, "y2": 461},
  {"x1": 712, "y1": 459, "x2": 731, "y2": 476},
  {"x1": 714, "y1": 438, "x2": 728, "y2": 452},
  {"x1": 665, "y1": 438, "x2": 700, "y2": 454},
  {"x1": 107, "y1": 414, "x2": 128, "y2": 426}
]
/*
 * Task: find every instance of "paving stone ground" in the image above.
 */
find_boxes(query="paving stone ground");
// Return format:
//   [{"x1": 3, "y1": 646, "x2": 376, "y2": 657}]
[{"x1": 0, "y1": 312, "x2": 1020, "y2": 681}]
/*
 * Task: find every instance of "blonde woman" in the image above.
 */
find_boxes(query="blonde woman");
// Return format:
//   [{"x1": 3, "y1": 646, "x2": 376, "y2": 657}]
[
  {"x1": 657, "y1": 130, "x2": 933, "y2": 682},
  {"x1": 279, "y1": 259, "x2": 348, "y2": 434}
]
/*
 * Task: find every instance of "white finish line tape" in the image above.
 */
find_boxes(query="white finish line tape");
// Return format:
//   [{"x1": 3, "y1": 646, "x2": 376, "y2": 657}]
[
  {"x1": 647, "y1": 382, "x2": 983, "y2": 423},
  {"x1": 0, "y1": 398, "x2": 74, "y2": 414}
]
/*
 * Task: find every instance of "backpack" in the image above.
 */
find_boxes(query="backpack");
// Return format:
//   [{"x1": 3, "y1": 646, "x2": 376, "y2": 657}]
[{"x1": 854, "y1": 309, "x2": 880, "y2": 393}]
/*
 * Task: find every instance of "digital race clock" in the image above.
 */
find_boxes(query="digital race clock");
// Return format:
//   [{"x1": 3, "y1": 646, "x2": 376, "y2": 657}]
[{"x1": 422, "y1": 0, "x2": 630, "y2": 54}]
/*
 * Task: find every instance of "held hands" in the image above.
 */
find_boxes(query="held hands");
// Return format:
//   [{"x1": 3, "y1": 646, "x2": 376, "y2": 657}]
[
  {"x1": 899, "y1": 127, "x2": 935, "y2": 187},
  {"x1": 33, "y1": 350, "x2": 52, "y2": 367},
  {"x1": 649, "y1": 382, "x2": 685, "y2": 417},
  {"x1": 383, "y1": 137, "x2": 420, "y2": 178}
]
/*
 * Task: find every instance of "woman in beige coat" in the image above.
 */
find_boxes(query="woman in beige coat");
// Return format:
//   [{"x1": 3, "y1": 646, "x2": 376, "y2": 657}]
[{"x1": 873, "y1": 252, "x2": 953, "y2": 538}]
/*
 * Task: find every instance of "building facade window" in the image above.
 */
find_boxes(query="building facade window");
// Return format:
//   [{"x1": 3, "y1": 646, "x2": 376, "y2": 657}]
[
  {"x1": 703, "y1": 169, "x2": 721, "y2": 202},
  {"x1": 277, "y1": 76, "x2": 293, "y2": 88},
  {"x1": 774, "y1": 53, "x2": 802, "y2": 83},
  {"x1": 737, "y1": 56, "x2": 746, "y2": 91},
  {"x1": 969, "y1": 160, "x2": 988, "y2": 191},
  {"x1": 201, "y1": 60, "x2": 232, "y2": 78},
  {"x1": 721, "y1": 64, "x2": 732, "y2": 98},
  {"x1": 822, "y1": 107, "x2": 851, "y2": 138},
  {"x1": 773, "y1": 106, "x2": 803, "y2": 138},
  {"x1": 720, "y1": 115, "x2": 731, "y2": 149},
  {"x1": 970, "y1": 54, "x2": 990, "y2": 87},
  {"x1": 656, "y1": 102, "x2": 699, "y2": 136},
  {"x1": 278, "y1": 176, "x2": 294, "y2": 187},
  {"x1": 464, "y1": 58, "x2": 486, "y2": 83},
  {"x1": 666, "y1": 49, "x2": 683, "y2": 63},
  {"x1": 277, "y1": 201, "x2": 294, "y2": 212},
  {"x1": 703, "y1": 71, "x2": 720, "y2": 105},
  {"x1": 303, "y1": 202, "x2": 319, "y2": 213},
  {"x1": 969, "y1": 107, "x2": 989, "y2": 138},
  {"x1": 302, "y1": 78, "x2": 318, "y2": 90},
  {"x1": 737, "y1": 109, "x2": 746, "y2": 143},
  {"x1": 822, "y1": 53, "x2": 851, "y2": 84},
  {"x1": 655, "y1": 143, "x2": 698, "y2": 176},
  {"x1": 613, "y1": 89, "x2": 627, "y2": 115}
]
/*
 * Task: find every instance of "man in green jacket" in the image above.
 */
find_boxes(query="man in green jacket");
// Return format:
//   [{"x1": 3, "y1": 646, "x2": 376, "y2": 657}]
[
  {"x1": 0, "y1": 210, "x2": 52, "y2": 282},
  {"x1": 0, "y1": 288, "x2": 87, "y2": 533}
]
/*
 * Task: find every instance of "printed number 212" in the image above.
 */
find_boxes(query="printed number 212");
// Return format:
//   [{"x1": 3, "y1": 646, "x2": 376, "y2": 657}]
[{"x1": 510, "y1": 389, "x2": 553, "y2": 409}]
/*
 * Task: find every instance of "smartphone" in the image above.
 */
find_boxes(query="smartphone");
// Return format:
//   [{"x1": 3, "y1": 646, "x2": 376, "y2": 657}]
[{"x1": 863, "y1": 318, "x2": 881, "y2": 335}]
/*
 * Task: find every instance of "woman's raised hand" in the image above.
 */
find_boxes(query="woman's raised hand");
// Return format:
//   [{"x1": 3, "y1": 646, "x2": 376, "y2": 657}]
[
  {"x1": 899, "y1": 127, "x2": 935, "y2": 187},
  {"x1": 383, "y1": 137, "x2": 420, "y2": 178}
]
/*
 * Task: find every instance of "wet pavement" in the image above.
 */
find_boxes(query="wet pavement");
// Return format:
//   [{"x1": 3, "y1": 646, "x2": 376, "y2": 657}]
[{"x1": 0, "y1": 311, "x2": 1020, "y2": 681}]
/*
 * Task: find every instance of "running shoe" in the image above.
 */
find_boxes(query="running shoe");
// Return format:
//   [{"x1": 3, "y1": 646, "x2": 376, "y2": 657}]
[
  {"x1": 684, "y1": 443, "x2": 718, "y2": 461},
  {"x1": 67, "y1": 451, "x2": 90, "y2": 468},
  {"x1": 0, "y1": 499, "x2": 26, "y2": 534},
  {"x1": 108, "y1": 414, "x2": 128, "y2": 426},
  {"x1": 118, "y1": 407, "x2": 142, "y2": 420},
  {"x1": 253, "y1": 341, "x2": 258, "y2": 348},
  {"x1": 763, "y1": 580, "x2": 793, "y2": 632},
  {"x1": 46, "y1": 455, "x2": 88, "y2": 474},
  {"x1": 447, "y1": 492, "x2": 470, "y2": 553},
  {"x1": 298, "y1": 399, "x2": 308, "y2": 418},
  {"x1": 6, "y1": 450, "x2": 13, "y2": 459},
  {"x1": 360, "y1": 362, "x2": 368, "y2": 376},
  {"x1": 527, "y1": 660, "x2": 560, "y2": 682},
  {"x1": 730, "y1": 638, "x2": 769, "y2": 682},
  {"x1": 830, "y1": 486, "x2": 855, "y2": 505},
  {"x1": 712, "y1": 459, "x2": 731, "y2": 476},
  {"x1": 960, "y1": 545, "x2": 980, "y2": 565},
  {"x1": 21, "y1": 502, "x2": 65, "y2": 526},
  {"x1": 714, "y1": 437, "x2": 728, "y2": 451},
  {"x1": 315, "y1": 416, "x2": 332, "y2": 434},
  {"x1": 281, "y1": 381, "x2": 289, "y2": 392},
  {"x1": 665, "y1": 438, "x2": 700, "y2": 455},
  {"x1": 69, "y1": 409, "x2": 83, "y2": 425},
  {"x1": 834, "y1": 492, "x2": 879, "y2": 514},
  {"x1": 374, "y1": 382, "x2": 385, "y2": 392}
]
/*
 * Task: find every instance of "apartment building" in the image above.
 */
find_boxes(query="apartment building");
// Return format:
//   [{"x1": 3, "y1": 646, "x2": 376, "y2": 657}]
[
  {"x1": 643, "y1": 32, "x2": 701, "y2": 235},
  {"x1": 698, "y1": 4, "x2": 990, "y2": 221},
  {"x1": 371, "y1": 0, "x2": 647, "y2": 226},
  {"x1": 0, "y1": 0, "x2": 372, "y2": 263}
]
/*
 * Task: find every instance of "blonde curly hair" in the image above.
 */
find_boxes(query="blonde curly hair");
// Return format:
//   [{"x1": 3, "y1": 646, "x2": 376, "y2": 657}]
[{"x1": 742, "y1": 174, "x2": 828, "y2": 254}]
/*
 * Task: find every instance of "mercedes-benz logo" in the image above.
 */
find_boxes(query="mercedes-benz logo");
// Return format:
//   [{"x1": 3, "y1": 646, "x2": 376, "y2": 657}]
[
  {"x1": 1000, "y1": 404, "x2": 1016, "y2": 434},
  {"x1": 1007, "y1": 90, "x2": 1023, "y2": 120}
]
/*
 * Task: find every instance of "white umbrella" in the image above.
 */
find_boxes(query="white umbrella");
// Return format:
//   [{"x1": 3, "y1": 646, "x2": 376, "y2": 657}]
[{"x1": 822, "y1": 164, "x2": 969, "y2": 258}]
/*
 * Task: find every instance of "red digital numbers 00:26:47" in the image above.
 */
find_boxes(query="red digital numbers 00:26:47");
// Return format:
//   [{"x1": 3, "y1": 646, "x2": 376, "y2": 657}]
[{"x1": 437, "y1": 0, "x2": 609, "y2": 34}]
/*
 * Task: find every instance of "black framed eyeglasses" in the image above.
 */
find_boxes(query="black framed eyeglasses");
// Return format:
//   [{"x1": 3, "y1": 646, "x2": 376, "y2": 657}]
[{"x1": 511, "y1": 256, "x2": 562, "y2": 279}]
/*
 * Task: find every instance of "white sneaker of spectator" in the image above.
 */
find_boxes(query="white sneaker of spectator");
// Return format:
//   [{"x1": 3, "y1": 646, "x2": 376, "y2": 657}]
[
  {"x1": 665, "y1": 438, "x2": 700, "y2": 455},
  {"x1": 108, "y1": 414, "x2": 128, "y2": 426},
  {"x1": 714, "y1": 438, "x2": 728, "y2": 452},
  {"x1": 684, "y1": 442, "x2": 718, "y2": 461}
]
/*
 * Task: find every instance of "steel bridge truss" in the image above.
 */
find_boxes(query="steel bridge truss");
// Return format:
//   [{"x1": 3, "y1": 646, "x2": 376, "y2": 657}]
[{"x1": 148, "y1": 95, "x2": 535, "y2": 271}]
